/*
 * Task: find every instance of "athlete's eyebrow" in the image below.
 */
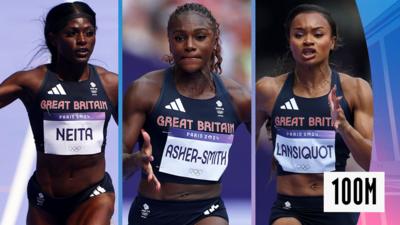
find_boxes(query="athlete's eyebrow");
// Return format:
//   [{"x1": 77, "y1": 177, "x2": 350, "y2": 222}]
[
  {"x1": 292, "y1": 26, "x2": 326, "y2": 31},
  {"x1": 171, "y1": 27, "x2": 211, "y2": 33}
]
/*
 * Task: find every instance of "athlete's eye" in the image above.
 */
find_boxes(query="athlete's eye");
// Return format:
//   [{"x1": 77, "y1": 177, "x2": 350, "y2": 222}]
[
  {"x1": 293, "y1": 31, "x2": 304, "y2": 39},
  {"x1": 314, "y1": 31, "x2": 324, "y2": 38},
  {"x1": 174, "y1": 34, "x2": 185, "y2": 42},
  {"x1": 65, "y1": 30, "x2": 77, "y2": 37},
  {"x1": 195, "y1": 34, "x2": 207, "y2": 41},
  {"x1": 85, "y1": 29, "x2": 95, "y2": 37}
]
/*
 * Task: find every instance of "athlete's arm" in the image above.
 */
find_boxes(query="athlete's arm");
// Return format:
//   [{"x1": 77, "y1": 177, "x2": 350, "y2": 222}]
[
  {"x1": 123, "y1": 79, "x2": 150, "y2": 176},
  {"x1": 255, "y1": 76, "x2": 282, "y2": 146},
  {"x1": 256, "y1": 78, "x2": 270, "y2": 144},
  {"x1": 123, "y1": 74, "x2": 161, "y2": 189},
  {"x1": 329, "y1": 77, "x2": 373, "y2": 170},
  {"x1": 0, "y1": 72, "x2": 26, "y2": 108},
  {"x1": 221, "y1": 77, "x2": 251, "y2": 131},
  {"x1": 96, "y1": 67, "x2": 119, "y2": 122}
]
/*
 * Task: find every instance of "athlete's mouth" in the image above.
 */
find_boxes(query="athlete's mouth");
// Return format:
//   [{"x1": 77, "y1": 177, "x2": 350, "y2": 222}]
[
  {"x1": 181, "y1": 55, "x2": 201, "y2": 60},
  {"x1": 302, "y1": 48, "x2": 316, "y2": 56},
  {"x1": 75, "y1": 48, "x2": 89, "y2": 55},
  {"x1": 301, "y1": 48, "x2": 316, "y2": 60},
  {"x1": 180, "y1": 56, "x2": 202, "y2": 63}
]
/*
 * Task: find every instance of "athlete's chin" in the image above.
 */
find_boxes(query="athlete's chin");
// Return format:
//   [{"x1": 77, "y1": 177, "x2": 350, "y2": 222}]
[
  {"x1": 71, "y1": 57, "x2": 90, "y2": 65},
  {"x1": 177, "y1": 64, "x2": 203, "y2": 74},
  {"x1": 296, "y1": 58, "x2": 325, "y2": 67}
]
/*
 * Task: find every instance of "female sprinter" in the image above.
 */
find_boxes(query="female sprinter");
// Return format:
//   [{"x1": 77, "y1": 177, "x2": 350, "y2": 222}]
[
  {"x1": 0, "y1": 2, "x2": 117, "y2": 224},
  {"x1": 256, "y1": 4, "x2": 373, "y2": 225},
  {"x1": 123, "y1": 3, "x2": 250, "y2": 225}
]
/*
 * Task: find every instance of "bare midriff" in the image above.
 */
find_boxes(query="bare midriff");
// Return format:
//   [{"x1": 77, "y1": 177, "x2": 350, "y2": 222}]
[
  {"x1": 35, "y1": 151, "x2": 105, "y2": 197},
  {"x1": 139, "y1": 180, "x2": 221, "y2": 201},
  {"x1": 277, "y1": 173, "x2": 324, "y2": 196}
]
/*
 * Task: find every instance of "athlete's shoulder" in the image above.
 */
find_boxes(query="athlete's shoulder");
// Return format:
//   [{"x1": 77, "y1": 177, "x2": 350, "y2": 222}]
[
  {"x1": 338, "y1": 72, "x2": 372, "y2": 109},
  {"x1": 124, "y1": 69, "x2": 166, "y2": 112},
  {"x1": 256, "y1": 73, "x2": 288, "y2": 98},
  {"x1": 11, "y1": 65, "x2": 46, "y2": 79},
  {"x1": 219, "y1": 75, "x2": 248, "y2": 94},
  {"x1": 339, "y1": 72, "x2": 370, "y2": 85},
  {"x1": 138, "y1": 69, "x2": 165, "y2": 83},
  {"x1": 129, "y1": 69, "x2": 165, "y2": 93},
  {"x1": 92, "y1": 65, "x2": 118, "y2": 84},
  {"x1": 338, "y1": 72, "x2": 371, "y2": 94},
  {"x1": 219, "y1": 75, "x2": 250, "y2": 123},
  {"x1": 256, "y1": 73, "x2": 288, "y2": 116},
  {"x1": 219, "y1": 75, "x2": 250, "y2": 103},
  {"x1": 7, "y1": 65, "x2": 47, "y2": 88},
  {"x1": 92, "y1": 65, "x2": 118, "y2": 106}
]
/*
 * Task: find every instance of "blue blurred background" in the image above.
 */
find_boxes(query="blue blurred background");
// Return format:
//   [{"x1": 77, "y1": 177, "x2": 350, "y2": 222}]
[{"x1": 356, "y1": 0, "x2": 400, "y2": 224}]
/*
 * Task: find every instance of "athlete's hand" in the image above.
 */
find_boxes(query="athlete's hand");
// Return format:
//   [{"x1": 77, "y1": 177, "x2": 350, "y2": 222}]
[
  {"x1": 139, "y1": 129, "x2": 161, "y2": 191},
  {"x1": 328, "y1": 85, "x2": 349, "y2": 132}
]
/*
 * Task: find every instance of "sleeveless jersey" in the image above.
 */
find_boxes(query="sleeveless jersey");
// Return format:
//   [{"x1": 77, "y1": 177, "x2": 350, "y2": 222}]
[
  {"x1": 141, "y1": 68, "x2": 241, "y2": 184},
  {"x1": 26, "y1": 65, "x2": 115, "y2": 155},
  {"x1": 271, "y1": 70, "x2": 353, "y2": 175}
]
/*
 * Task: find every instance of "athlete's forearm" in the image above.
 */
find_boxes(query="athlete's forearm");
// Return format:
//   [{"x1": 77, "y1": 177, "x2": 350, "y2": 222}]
[
  {"x1": 337, "y1": 121, "x2": 371, "y2": 170},
  {"x1": 123, "y1": 152, "x2": 141, "y2": 179},
  {"x1": 0, "y1": 85, "x2": 21, "y2": 108}
]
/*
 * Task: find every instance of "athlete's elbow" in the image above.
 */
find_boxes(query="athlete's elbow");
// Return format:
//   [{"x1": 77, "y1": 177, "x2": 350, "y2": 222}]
[
  {"x1": 355, "y1": 151, "x2": 371, "y2": 171},
  {"x1": 360, "y1": 159, "x2": 370, "y2": 171}
]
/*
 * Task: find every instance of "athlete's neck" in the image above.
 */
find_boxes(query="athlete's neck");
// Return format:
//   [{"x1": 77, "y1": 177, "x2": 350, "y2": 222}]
[
  {"x1": 173, "y1": 67, "x2": 215, "y2": 98},
  {"x1": 49, "y1": 61, "x2": 89, "y2": 82},
  {"x1": 294, "y1": 63, "x2": 331, "y2": 89}
]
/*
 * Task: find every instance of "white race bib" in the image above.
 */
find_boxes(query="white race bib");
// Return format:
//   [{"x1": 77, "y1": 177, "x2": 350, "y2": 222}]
[
  {"x1": 159, "y1": 128, "x2": 234, "y2": 181},
  {"x1": 43, "y1": 112, "x2": 105, "y2": 155},
  {"x1": 274, "y1": 127, "x2": 336, "y2": 173}
]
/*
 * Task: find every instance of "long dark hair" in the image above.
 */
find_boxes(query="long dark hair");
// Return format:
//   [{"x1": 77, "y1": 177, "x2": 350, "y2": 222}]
[
  {"x1": 165, "y1": 3, "x2": 223, "y2": 75},
  {"x1": 44, "y1": 1, "x2": 96, "y2": 64}
]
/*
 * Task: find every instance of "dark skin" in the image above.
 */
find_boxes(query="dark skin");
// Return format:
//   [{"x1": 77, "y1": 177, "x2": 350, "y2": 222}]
[
  {"x1": 123, "y1": 12, "x2": 250, "y2": 225},
  {"x1": 256, "y1": 12, "x2": 372, "y2": 225},
  {"x1": 0, "y1": 18, "x2": 117, "y2": 225}
]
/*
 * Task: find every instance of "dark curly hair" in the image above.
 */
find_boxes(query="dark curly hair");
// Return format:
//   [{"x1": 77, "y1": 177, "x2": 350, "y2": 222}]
[{"x1": 165, "y1": 3, "x2": 222, "y2": 75}]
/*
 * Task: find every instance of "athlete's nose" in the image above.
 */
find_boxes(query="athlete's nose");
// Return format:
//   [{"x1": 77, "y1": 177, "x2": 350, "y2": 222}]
[
  {"x1": 303, "y1": 34, "x2": 314, "y2": 46},
  {"x1": 77, "y1": 32, "x2": 87, "y2": 45},
  {"x1": 185, "y1": 37, "x2": 196, "y2": 52}
]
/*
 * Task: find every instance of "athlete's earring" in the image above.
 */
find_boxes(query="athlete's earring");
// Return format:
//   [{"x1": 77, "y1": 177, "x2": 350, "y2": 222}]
[
  {"x1": 162, "y1": 54, "x2": 174, "y2": 65},
  {"x1": 331, "y1": 37, "x2": 337, "y2": 50}
]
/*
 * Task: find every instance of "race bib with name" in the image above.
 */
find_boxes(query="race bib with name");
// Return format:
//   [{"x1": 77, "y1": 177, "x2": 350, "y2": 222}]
[
  {"x1": 159, "y1": 128, "x2": 234, "y2": 181},
  {"x1": 274, "y1": 127, "x2": 336, "y2": 173},
  {"x1": 43, "y1": 112, "x2": 105, "y2": 155}
]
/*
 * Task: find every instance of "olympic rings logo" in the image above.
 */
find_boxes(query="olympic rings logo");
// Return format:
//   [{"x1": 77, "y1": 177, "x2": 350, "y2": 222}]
[
  {"x1": 69, "y1": 145, "x2": 82, "y2": 152},
  {"x1": 295, "y1": 163, "x2": 310, "y2": 171},
  {"x1": 189, "y1": 168, "x2": 203, "y2": 176}
]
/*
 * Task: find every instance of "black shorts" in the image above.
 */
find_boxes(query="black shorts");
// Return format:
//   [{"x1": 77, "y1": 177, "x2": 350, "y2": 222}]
[
  {"x1": 27, "y1": 171, "x2": 114, "y2": 221},
  {"x1": 128, "y1": 195, "x2": 228, "y2": 225},
  {"x1": 269, "y1": 194, "x2": 359, "y2": 225}
]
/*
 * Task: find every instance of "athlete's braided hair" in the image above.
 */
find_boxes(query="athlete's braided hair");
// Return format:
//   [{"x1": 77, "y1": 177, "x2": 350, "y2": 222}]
[{"x1": 166, "y1": 3, "x2": 222, "y2": 75}]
